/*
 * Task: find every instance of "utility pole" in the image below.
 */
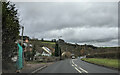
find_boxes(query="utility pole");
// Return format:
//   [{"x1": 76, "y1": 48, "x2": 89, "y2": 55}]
[
  {"x1": 21, "y1": 26, "x2": 25, "y2": 66},
  {"x1": 21, "y1": 26, "x2": 24, "y2": 45}
]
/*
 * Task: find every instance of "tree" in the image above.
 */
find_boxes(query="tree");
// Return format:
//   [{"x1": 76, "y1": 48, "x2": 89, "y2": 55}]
[
  {"x1": 41, "y1": 38, "x2": 44, "y2": 41},
  {"x1": 59, "y1": 47, "x2": 62, "y2": 60},
  {"x1": 55, "y1": 43, "x2": 59, "y2": 56},
  {"x1": 2, "y1": 2, "x2": 20, "y2": 61},
  {"x1": 25, "y1": 45, "x2": 36, "y2": 61},
  {"x1": 32, "y1": 45, "x2": 36, "y2": 60},
  {"x1": 80, "y1": 49, "x2": 84, "y2": 56},
  {"x1": 51, "y1": 39, "x2": 56, "y2": 42}
]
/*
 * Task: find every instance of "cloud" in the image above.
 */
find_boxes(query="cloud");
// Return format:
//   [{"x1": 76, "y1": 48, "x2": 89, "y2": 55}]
[
  {"x1": 35, "y1": 27, "x2": 118, "y2": 42},
  {"x1": 14, "y1": 2, "x2": 118, "y2": 47},
  {"x1": 10, "y1": 0, "x2": 120, "y2": 2},
  {"x1": 78, "y1": 39, "x2": 118, "y2": 47}
]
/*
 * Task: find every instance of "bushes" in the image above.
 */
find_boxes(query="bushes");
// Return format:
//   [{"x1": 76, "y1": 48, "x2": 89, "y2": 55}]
[{"x1": 86, "y1": 52, "x2": 119, "y2": 59}]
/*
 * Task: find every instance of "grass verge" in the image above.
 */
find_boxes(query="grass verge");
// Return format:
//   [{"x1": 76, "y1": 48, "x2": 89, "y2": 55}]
[{"x1": 81, "y1": 58, "x2": 119, "y2": 70}]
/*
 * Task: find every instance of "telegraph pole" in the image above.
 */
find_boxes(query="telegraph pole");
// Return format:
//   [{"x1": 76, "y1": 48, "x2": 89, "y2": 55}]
[
  {"x1": 21, "y1": 26, "x2": 25, "y2": 66},
  {"x1": 21, "y1": 26, "x2": 24, "y2": 45}
]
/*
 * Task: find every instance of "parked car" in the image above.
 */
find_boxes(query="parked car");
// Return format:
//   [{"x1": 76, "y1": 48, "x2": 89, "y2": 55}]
[{"x1": 72, "y1": 56, "x2": 75, "y2": 59}]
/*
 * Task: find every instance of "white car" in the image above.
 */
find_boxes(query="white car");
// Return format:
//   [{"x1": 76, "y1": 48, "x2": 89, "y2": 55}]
[{"x1": 72, "y1": 56, "x2": 75, "y2": 59}]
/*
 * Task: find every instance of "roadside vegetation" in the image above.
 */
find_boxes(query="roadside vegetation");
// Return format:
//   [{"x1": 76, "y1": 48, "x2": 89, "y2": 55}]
[
  {"x1": 81, "y1": 58, "x2": 119, "y2": 70},
  {"x1": 2, "y1": 1, "x2": 21, "y2": 73},
  {"x1": 86, "y1": 52, "x2": 119, "y2": 59},
  {"x1": 2, "y1": 2, "x2": 20, "y2": 61},
  {"x1": 82, "y1": 50, "x2": 119, "y2": 70}
]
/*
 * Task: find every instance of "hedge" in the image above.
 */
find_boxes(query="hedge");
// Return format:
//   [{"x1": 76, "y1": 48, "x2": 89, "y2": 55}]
[{"x1": 86, "y1": 52, "x2": 119, "y2": 59}]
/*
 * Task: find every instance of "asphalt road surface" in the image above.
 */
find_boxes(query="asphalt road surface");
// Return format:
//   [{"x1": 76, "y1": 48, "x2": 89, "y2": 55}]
[
  {"x1": 38, "y1": 58, "x2": 118, "y2": 73},
  {"x1": 0, "y1": 58, "x2": 1, "y2": 74}
]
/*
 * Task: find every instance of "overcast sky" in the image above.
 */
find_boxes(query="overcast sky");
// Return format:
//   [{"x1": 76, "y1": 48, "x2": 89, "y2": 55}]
[{"x1": 14, "y1": 2, "x2": 118, "y2": 47}]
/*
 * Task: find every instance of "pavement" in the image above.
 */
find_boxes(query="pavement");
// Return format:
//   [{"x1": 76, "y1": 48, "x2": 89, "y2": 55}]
[
  {"x1": 38, "y1": 58, "x2": 119, "y2": 73},
  {"x1": 21, "y1": 62, "x2": 53, "y2": 73}
]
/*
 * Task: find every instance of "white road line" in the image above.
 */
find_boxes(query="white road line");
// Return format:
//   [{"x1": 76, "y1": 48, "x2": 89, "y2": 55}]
[
  {"x1": 72, "y1": 60, "x2": 75, "y2": 65},
  {"x1": 71, "y1": 59, "x2": 81, "y2": 73},
  {"x1": 74, "y1": 64, "x2": 77, "y2": 67},
  {"x1": 32, "y1": 65, "x2": 47, "y2": 73},
  {"x1": 72, "y1": 60, "x2": 78, "y2": 67},
  {"x1": 74, "y1": 67, "x2": 82, "y2": 73},
  {"x1": 72, "y1": 64, "x2": 74, "y2": 66},
  {"x1": 71, "y1": 60, "x2": 74, "y2": 66},
  {"x1": 79, "y1": 67, "x2": 88, "y2": 73},
  {"x1": 72, "y1": 59, "x2": 88, "y2": 73}
]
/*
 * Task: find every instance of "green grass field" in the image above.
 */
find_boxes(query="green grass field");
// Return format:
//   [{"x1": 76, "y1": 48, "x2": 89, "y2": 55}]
[
  {"x1": 81, "y1": 58, "x2": 119, "y2": 69},
  {"x1": 41, "y1": 41, "x2": 56, "y2": 44}
]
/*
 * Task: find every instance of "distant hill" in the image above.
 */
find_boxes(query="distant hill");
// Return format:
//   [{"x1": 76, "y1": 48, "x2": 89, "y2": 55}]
[
  {"x1": 29, "y1": 39, "x2": 119, "y2": 57},
  {"x1": 58, "y1": 39, "x2": 119, "y2": 56}
]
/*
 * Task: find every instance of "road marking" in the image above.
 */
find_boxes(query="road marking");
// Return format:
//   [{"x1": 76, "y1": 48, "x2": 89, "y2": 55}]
[
  {"x1": 72, "y1": 64, "x2": 74, "y2": 66},
  {"x1": 74, "y1": 67, "x2": 82, "y2": 73},
  {"x1": 72, "y1": 59, "x2": 78, "y2": 67},
  {"x1": 71, "y1": 59, "x2": 88, "y2": 73},
  {"x1": 32, "y1": 65, "x2": 47, "y2": 73},
  {"x1": 79, "y1": 67, "x2": 88, "y2": 73},
  {"x1": 71, "y1": 59, "x2": 81, "y2": 73},
  {"x1": 72, "y1": 60, "x2": 75, "y2": 65},
  {"x1": 74, "y1": 64, "x2": 77, "y2": 67}
]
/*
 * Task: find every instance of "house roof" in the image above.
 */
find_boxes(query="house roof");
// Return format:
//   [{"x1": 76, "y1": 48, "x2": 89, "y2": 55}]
[{"x1": 42, "y1": 46, "x2": 52, "y2": 55}]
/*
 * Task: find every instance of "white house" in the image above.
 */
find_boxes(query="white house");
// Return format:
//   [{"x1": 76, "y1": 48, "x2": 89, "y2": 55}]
[{"x1": 41, "y1": 47, "x2": 52, "y2": 56}]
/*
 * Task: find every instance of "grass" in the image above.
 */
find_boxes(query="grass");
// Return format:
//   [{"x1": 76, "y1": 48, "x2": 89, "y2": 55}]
[
  {"x1": 41, "y1": 41, "x2": 56, "y2": 45},
  {"x1": 81, "y1": 58, "x2": 119, "y2": 69}
]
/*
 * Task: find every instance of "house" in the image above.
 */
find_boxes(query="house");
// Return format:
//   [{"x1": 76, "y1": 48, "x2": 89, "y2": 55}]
[{"x1": 41, "y1": 46, "x2": 52, "y2": 56}]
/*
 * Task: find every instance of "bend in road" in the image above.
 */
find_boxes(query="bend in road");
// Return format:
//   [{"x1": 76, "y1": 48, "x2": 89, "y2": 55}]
[
  {"x1": 38, "y1": 58, "x2": 118, "y2": 73},
  {"x1": 72, "y1": 58, "x2": 118, "y2": 73}
]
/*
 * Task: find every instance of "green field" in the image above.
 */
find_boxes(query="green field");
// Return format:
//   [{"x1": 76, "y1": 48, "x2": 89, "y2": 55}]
[
  {"x1": 41, "y1": 41, "x2": 56, "y2": 45},
  {"x1": 81, "y1": 58, "x2": 119, "y2": 69}
]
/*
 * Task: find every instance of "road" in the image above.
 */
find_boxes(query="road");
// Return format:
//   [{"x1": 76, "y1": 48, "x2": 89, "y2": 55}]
[
  {"x1": 38, "y1": 58, "x2": 118, "y2": 73},
  {"x1": 0, "y1": 56, "x2": 1, "y2": 74}
]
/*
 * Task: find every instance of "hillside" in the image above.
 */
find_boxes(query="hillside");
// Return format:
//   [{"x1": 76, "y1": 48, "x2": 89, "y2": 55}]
[
  {"x1": 29, "y1": 39, "x2": 119, "y2": 57},
  {"x1": 29, "y1": 40, "x2": 56, "y2": 54},
  {"x1": 57, "y1": 39, "x2": 119, "y2": 57}
]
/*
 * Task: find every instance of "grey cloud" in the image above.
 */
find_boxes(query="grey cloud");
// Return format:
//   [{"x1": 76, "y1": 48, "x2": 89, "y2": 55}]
[
  {"x1": 34, "y1": 27, "x2": 118, "y2": 43},
  {"x1": 15, "y1": 2, "x2": 118, "y2": 30},
  {"x1": 15, "y1": 2, "x2": 118, "y2": 47},
  {"x1": 78, "y1": 39, "x2": 118, "y2": 47}
]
